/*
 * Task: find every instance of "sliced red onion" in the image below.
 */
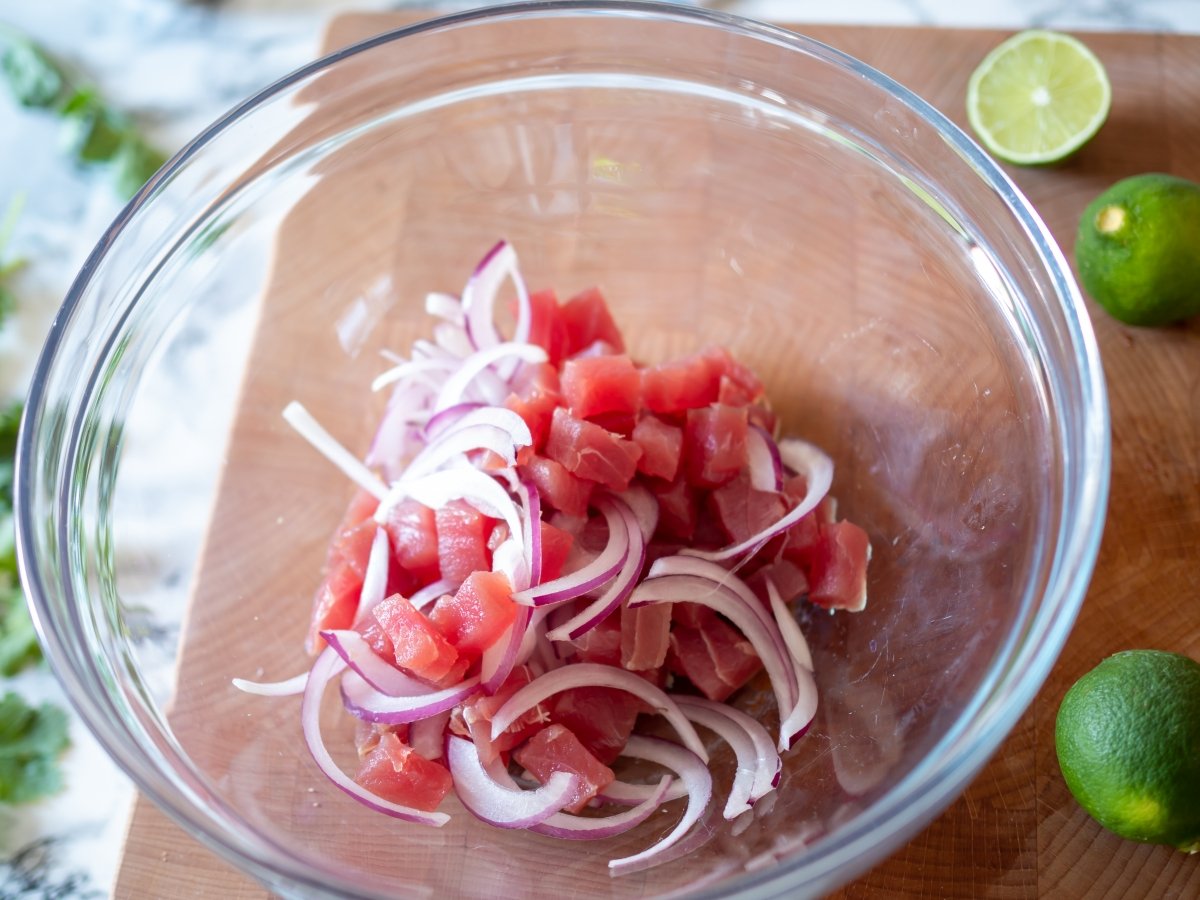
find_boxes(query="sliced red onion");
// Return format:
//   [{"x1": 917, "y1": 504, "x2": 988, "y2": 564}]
[
  {"x1": 674, "y1": 696, "x2": 762, "y2": 818},
  {"x1": 370, "y1": 356, "x2": 457, "y2": 393},
  {"x1": 340, "y1": 669, "x2": 481, "y2": 724},
  {"x1": 434, "y1": 342, "x2": 548, "y2": 413},
  {"x1": 426, "y1": 405, "x2": 532, "y2": 448},
  {"x1": 434, "y1": 321, "x2": 474, "y2": 358},
  {"x1": 403, "y1": 424, "x2": 522, "y2": 481},
  {"x1": 618, "y1": 482, "x2": 659, "y2": 543},
  {"x1": 301, "y1": 648, "x2": 449, "y2": 826},
  {"x1": 515, "y1": 607, "x2": 552, "y2": 668},
  {"x1": 423, "y1": 402, "x2": 484, "y2": 440},
  {"x1": 516, "y1": 478, "x2": 542, "y2": 588},
  {"x1": 321, "y1": 629, "x2": 429, "y2": 697},
  {"x1": 766, "y1": 577, "x2": 814, "y2": 673},
  {"x1": 608, "y1": 735, "x2": 713, "y2": 875},
  {"x1": 368, "y1": 384, "x2": 434, "y2": 478},
  {"x1": 488, "y1": 662, "x2": 708, "y2": 763},
  {"x1": 446, "y1": 734, "x2": 576, "y2": 829},
  {"x1": 354, "y1": 526, "x2": 391, "y2": 622},
  {"x1": 461, "y1": 241, "x2": 531, "y2": 356},
  {"x1": 232, "y1": 672, "x2": 308, "y2": 696},
  {"x1": 409, "y1": 577, "x2": 457, "y2": 612},
  {"x1": 480, "y1": 604, "x2": 531, "y2": 694},
  {"x1": 678, "y1": 696, "x2": 779, "y2": 801},
  {"x1": 512, "y1": 500, "x2": 628, "y2": 608},
  {"x1": 746, "y1": 424, "x2": 783, "y2": 492},
  {"x1": 545, "y1": 497, "x2": 644, "y2": 641},
  {"x1": 491, "y1": 537, "x2": 528, "y2": 592},
  {"x1": 681, "y1": 438, "x2": 833, "y2": 562},
  {"x1": 282, "y1": 401, "x2": 388, "y2": 501},
  {"x1": 425, "y1": 291, "x2": 463, "y2": 324},
  {"x1": 530, "y1": 775, "x2": 674, "y2": 840},
  {"x1": 630, "y1": 575, "x2": 795, "y2": 752},
  {"x1": 410, "y1": 709, "x2": 451, "y2": 760},
  {"x1": 778, "y1": 663, "x2": 818, "y2": 749},
  {"x1": 643, "y1": 556, "x2": 797, "y2": 713},
  {"x1": 377, "y1": 469, "x2": 523, "y2": 552},
  {"x1": 598, "y1": 778, "x2": 688, "y2": 806}
]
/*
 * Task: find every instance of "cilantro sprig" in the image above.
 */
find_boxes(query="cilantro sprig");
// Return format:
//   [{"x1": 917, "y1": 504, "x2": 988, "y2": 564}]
[{"x1": 1, "y1": 25, "x2": 166, "y2": 199}]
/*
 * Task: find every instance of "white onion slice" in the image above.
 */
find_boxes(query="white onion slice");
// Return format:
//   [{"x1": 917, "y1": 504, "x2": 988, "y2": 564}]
[
  {"x1": 608, "y1": 736, "x2": 713, "y2": 874},
  {"x1": 512, "y1": 500, "x2": 628, "y2": 607},
  {"x1": 371, "y1": 356, "x2": 457, "y2": 393},
  {"x1": 681, "y1": 438, "x2": 833, "y2": 562},
  {"x1": 531, "y1": 775, "x2": 674, "y2": 840},
  {"x1": 427, "y1": 405, "x2": 533, "y2": 448},
  {"x1": 282, "y1": 401, "x2": 388, "y2": 500},
  {"x1": 232, "y1": 672, "x2": 308, "y2": 696},
  {"x1": 434, "y1": 321, "x2": 474, "y2": 358},
  {"x1": 446, "y1": 735, "x2": 576, "y2": 828},
  {"x1": 488, "y1": 662, "x2": 708, "y2": 763},
  {"x1": 301, "y1": 648, "x2": 449, "y2": 826},
  {"x1": 340, "y1": 669, "x2": 482, "y2": 724},
  {"x1": 321, "y1": 629, "x2": 428, "y2": 697},
  {"x1": 778, "y1": 663, "x2": 819, "y2": 748},
  {"x1": 598, "y1": 778, "x2": 688, "y2": 806},
  {"x1": 403, "y1": 424, "x2": 521, "y2": 481},
  {"x1": 630, "y1": 574, "x2": 796, "y2": 752}
]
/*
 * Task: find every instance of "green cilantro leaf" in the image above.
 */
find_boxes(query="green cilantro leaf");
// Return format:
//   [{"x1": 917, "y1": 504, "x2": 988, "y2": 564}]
[{"x1": 0, "y1": 693, "x2": 69, "y2": 803}]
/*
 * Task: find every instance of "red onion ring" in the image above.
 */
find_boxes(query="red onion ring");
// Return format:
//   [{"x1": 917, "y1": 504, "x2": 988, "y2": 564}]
[
  {"x1": 674, "y1": 696, "x2": 766, "y2": 818},
  {"x1": 408, "y1": 577, "x2": 457, "y2": 613},
  {"x1": 512, "y1": 500, "x2": 628, "y2": 608},
  {"x1": 301, "y1": 648, "x2": 449, "y2": 826},
  {"x1": 746, "y1": 424, "x2": 783, "y2": 492},
  {"x1": 340, "y1": 669, "x2": 482, "y2": 725},
  {"x1": 446, "y1": 734, "x2": 576, "y2": 829},
  {"x1": 353, "y1": 526, "x2": 391, "y2": 623},
  {"x1": 433, "y1": 342, "x2": 547, "y2": 413},
  {"x1": 282, "y1": 401, "x2": 388, "y2": 501},
  {"x1": 488, "y1": 662, "x2": 708, "y2": 763},
  {"x1": 607, "y1": 735, "x2": 712, "y2": 874},
  {"x1": 530, "y1": 775, "x2": 674, "y2": 840},
  {"x1": 680, "y1": 438, "x2": 833, "y2": 562},
  {"x1": 231, "y1": 672, "x2": 308, "y2": 697},
  {"x1": 480, "y1": 603, "x2": 532, "y2": 694}
]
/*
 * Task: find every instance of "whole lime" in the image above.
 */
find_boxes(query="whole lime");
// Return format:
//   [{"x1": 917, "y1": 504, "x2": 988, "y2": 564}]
[
  {"x1": 1074, "y1": 173, "x2": 1200, "y2": 326},
  {"x1": 1056, "y1": 649, "x2": 1200, "y2": 852}
]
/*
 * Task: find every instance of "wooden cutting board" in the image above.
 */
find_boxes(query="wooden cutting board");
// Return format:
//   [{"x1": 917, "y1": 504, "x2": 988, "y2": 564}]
[{"x1": 114, "y1": 13, "x2": 1200, "y2": 899}]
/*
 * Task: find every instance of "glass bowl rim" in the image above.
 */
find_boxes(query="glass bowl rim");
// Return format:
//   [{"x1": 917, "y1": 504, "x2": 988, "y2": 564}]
[{"x1": 15, "y1": 2, "x2": 1111, "y2": 897}]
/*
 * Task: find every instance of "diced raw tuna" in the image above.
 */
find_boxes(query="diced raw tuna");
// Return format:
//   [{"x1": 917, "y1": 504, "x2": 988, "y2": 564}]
[
  {"x1": 560, "y1": 287, "x2": 625, "y2": 357},
  {"x1": 648, "y1": 477, "x2": 697, "y2": 541},
  {"x1": 708, "y1": 472, "x2": 788, "y2": 545},
  {"x1": 704, "y1": 346, "x2": 764, "y2": 404},
  {"x1": 548, "y1": 686, "x2": 642, "y2": 765},
  {"x1": 505, "y1": 362, "x2": 562, "y2": 454},
  {"x1": 526, "y1": 288, "x2": 569, "y2": 365},
  {"x1": 620, "y1": 603, "x2": 672, "y2": 671},
  {"x1": 632, "y1": 415, "x2": 683, "y2": 481},
  {"x1": 383, "y1": 499, "x2": 441, "y2": 582},
  {"x1": 683, "y1": 404, "x2": 749, "y2": 488},
  {"x1": 747, "y1": 558, "x2": 810, "y2": 607},
  {"x1": 519, "y1": 455, "x2": 593, "y2": 517},
  {"x1": 545, "y1": 407, "x2": 642, "y2": 492},
  {"x1": 639, "y1": 352, "x2": 721, "y2": 415},
  {"x1": 463, "y1": 665, "x2": 550, "y2": 762},
  {"x1": 353, "y1": 732, "x2": 453, "y2": 812},
  {"x1": 538, "y1": 520, "x2": 575, "y2": 582},
  {"x1": 667, "y1": 615, "x2": 762, "y2": 701},
  {"x1": 373, "y1": 593, "x2": 461, "y2": 684},
  {"x1": 806, "y1": 521, "x2": 870, "y2": 612},
  {"x1": 560, "y1": 354, "x2": 641, "y2": 419},
  {"x1": 429, "y1": 571, "x2": 516, "y2": 660},
  {"x1": 569, "y1": 614, "x2": 622, "y2": 666},
  {"x1": 435, "y1": 500, "x2": 494, "y2": 584},
  {"x1": 307, "y1": 556, "x2": 363, "y2": 655},
  {"x1": 514, "y1": 724, "x2": 616, "y2": 813}
]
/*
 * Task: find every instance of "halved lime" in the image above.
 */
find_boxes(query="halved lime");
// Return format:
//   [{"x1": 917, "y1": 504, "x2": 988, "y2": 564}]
[{"x1": 967, "y1": 30, "x2": 1111, "y2": 165}]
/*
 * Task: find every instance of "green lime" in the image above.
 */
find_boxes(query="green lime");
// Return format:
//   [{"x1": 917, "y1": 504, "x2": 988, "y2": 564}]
[
  {"x1": 1074, "y1": 173, "x2": 1200, "y2": 326},
  {"x1": 966, "y1": 30, "x2": 1111, "y2": 165},
  {"x1": 1056, "y1": 650, "x2": 1200, "y2": 853}
]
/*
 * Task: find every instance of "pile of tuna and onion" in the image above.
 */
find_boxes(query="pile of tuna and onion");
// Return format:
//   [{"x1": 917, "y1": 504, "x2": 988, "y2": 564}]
[{"x1": 235, "y1": 242, "x2": 871, "y2": 874}]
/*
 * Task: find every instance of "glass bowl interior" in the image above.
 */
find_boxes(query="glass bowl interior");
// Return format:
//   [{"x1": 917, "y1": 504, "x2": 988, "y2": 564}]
[{"x1": 17, "y1": 4, "x2": 1107, "y2": 899}]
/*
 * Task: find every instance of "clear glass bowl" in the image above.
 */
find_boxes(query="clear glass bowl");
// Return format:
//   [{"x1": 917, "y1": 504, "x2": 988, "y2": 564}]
[{"x1": 16, "y1": 3, "x2": 1109, "y2": 898}]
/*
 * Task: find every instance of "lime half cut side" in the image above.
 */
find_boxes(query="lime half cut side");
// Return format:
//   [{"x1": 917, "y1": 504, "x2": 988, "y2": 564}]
[{"x1": 967, "y1": 30, "x2": 1111, "y2": 165}]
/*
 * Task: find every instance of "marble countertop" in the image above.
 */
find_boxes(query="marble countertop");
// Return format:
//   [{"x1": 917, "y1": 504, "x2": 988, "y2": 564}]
[{"x1": 1, "y1": 1, "x2": 1197, "y2": 897}]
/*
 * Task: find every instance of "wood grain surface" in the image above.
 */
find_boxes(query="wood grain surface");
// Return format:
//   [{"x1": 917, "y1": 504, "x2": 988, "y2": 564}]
[{"x1": 114, "y1": 14, "x2": 1200, "y2": 899}]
